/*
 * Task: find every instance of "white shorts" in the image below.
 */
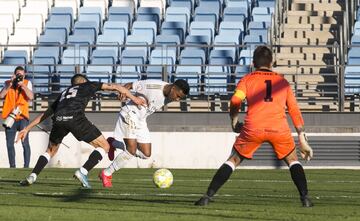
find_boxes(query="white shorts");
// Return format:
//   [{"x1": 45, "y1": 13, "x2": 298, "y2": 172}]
[{"x1": 113, "y1": 114, "x2": 151, "y2": 144}]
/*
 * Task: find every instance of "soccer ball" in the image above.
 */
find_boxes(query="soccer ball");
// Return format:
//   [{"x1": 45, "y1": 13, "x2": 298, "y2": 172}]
[{"x1": 153, "y1": 168, "x2": 173, "y2": 188}]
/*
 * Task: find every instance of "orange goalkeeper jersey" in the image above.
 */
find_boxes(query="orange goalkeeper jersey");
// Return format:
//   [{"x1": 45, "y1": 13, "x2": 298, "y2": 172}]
[{"x1": 233, "y1": 70, "x2": 304, "y2": 131}]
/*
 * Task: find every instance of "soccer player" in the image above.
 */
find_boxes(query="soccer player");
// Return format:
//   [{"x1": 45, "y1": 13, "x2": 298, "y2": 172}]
[
  {"x1": 16, "y1": 74, "x2": 146, "y2": 188},
  {"x1": 99, "y1": 79, "x2": 189, "y2": 187},
  {"x1": 194, "y1": 46, "x2": 314, "y2": 207}
]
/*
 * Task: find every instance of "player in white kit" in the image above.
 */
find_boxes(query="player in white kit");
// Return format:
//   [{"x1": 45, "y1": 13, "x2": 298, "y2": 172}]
[{"x1": 99, "y1": 79, "x2": 189, "y2": 187}]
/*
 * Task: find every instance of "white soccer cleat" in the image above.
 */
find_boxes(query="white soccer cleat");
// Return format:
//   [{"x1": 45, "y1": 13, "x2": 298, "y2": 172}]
[
  {"x1": 298, "y1": 132, "x2": 313, "y2": 161},
  {"x1": 74, "y1": 170, "x2": 91, "y2": 189},
  {"x1": 19, "y1": 173, "x2": 36, "y2": 186}
]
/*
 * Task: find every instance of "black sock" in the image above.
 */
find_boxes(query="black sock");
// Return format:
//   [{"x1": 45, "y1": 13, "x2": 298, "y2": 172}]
[
  {"x1": 289, "y1": 163, "x2": 308, "y2": 197},
  {"x1": 206, "y1": 163, "x2": 234, "y2": 197},
  {"x1": 32, "y1": 155, "x2": 49, "y2": 175},
  {"x1": 82, "y1": 150, "x2": 103, "y2": 172}
]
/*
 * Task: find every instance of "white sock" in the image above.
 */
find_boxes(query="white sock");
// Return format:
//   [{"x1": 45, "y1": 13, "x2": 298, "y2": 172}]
[
  {"x1": 80, "y1": 167, "x2": 88, "y2": 176},
  {"x1": 224, "y1": 161, "x2": 236, "y2": 171},
  {"x1": 30, "y1": 173, "x2": 37, "y2": 181},
  {"x1": 104, "y1": 150, "x2": 134, "y2": 176}
]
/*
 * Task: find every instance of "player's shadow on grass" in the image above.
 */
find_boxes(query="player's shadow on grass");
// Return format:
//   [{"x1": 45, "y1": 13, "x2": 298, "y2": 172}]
[{"x1": 61, "y1": 188, "x2": 94, "y2": 203}]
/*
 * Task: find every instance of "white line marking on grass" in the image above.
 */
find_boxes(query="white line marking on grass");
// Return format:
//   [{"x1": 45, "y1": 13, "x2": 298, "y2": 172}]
[
  {"x1": 1, "y1": 177, "x2": 360, "y2": 183},
  {"x1": 2, "y1": 191, "x2": 360, "y2": 199}
]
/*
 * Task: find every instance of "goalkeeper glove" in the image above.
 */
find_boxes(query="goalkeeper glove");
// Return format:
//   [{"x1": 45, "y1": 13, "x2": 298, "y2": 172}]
[
  {"x1": 298, "y1": 132, "x2": 313, "y2": 161},
  {"x1": 231, "y1": 116, "x2": 243, "y2": 133}
]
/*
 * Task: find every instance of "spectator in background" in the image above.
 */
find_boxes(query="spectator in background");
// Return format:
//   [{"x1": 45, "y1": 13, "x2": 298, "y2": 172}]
[{"x1": 0, "y1": 66, "x2": 34, "y2": 168}]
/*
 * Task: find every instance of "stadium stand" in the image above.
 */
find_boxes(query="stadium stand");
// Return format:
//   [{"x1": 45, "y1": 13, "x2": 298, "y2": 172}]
[{"x1": 0, "y1": 0, "x2": 358, "y2": 112}]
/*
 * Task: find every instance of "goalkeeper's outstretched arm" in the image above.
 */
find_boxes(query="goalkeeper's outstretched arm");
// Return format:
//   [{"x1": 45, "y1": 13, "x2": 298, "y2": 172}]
[{"x1": 286, "y1": 87, "x2": 313, "y2": 161}]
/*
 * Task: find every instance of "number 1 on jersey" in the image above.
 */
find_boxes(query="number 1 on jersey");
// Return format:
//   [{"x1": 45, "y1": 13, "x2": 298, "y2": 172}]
[{"x1": 264, "y1": 80, "x2": 273, "y2": 102}]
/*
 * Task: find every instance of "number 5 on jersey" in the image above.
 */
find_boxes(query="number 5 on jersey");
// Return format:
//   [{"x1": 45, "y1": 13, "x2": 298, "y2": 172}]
[{"x1": 60, "y1": 86, "x2": 79, "y2": 102}]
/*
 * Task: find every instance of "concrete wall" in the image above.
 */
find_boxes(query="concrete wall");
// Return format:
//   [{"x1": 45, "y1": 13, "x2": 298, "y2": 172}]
[{"x1": 1, "y1": 131, "x2": 359, "y2": 169}]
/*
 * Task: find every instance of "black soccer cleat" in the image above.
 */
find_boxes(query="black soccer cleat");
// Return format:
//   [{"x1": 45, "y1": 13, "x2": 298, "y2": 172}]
[
  {"x1": 194, "y1": 196, "x2": 211, "y2": 206},
  {"x1": 301, "y1": 195, "x2": 314, "y2": 207},
  {"x1": 19, "y1": 179, "x2": 30, "y2": 186}
]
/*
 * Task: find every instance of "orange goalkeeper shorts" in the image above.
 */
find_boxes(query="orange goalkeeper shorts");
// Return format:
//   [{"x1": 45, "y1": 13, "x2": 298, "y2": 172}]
[{"x1": 233, "y1": 128, "x2": 295, "y2": 160}]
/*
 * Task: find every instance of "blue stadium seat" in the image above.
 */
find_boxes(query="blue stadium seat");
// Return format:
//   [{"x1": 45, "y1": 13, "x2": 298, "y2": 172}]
[
  {"x1": 103, "y1": 21, "x2": 128, "y2": 45},
  {"x1": 137, "y1": 7, "x2": 161, "y2": 28},
  {"x1": 29, "y1": 48, "x2": 58, "y2": 73},
  {"x1": 50, "y1": 7, "x2": 74, "y2": 29},
  {"x1": 45, "y1": 20, "x2": 70, "y2": 43},
  {"x1": 74, "y1": 21, "x2": 99, "y2": 43},
  {"x1": 116, "y1": 49, "x2": 145, "y2": 83},
  {"x1": 239, "y1": 48, "x2": 254, "y2": 65},
  {"x1": 354, "y1": 21, "x2": 360, "y2": 35},
  {"x1": 175, "y1": 48, "x2": 205, "y2": 94},
  {"x1": 190, "y1": 21, "x2": 215, "y2": 44},
  {"x1": 252, "y1": 7, "x2": 273, "y2": 23},
  {"x1": 146, "y1": 49, "x2": 177, "y2": 79},
  {"x1": 258, "y1": 0, "x2": 275, "y2": 8},
  {"x1": 199, "y1": 0, "x2": 222, "y2": 14},
  {"x1": 194, "y1": 6, "x2": 219, "y2": 29},
  {"x1": 344, "y1": 66, "x2": 360, "y2": 94},
  {"x1": 96, "y1": 35, "x2": 121, "y2": 60},
  {"x1": 67, "y1": 34, "x2": 94, "y2": 57},
  {"x1": 117, "y1": 49, "x2": 147, "y2": 73},
  {"x1": 205, "y1": 49, "x2": 234, "y2": 94},
  {"x1": 223, "y1": 7, "x2": 247, "y2": 22},
  {"x1": 185, "y1": 35, "x2": 210, "y2": 56},
  {"x1": 58, "y1": 48, "x2": 88, "y2": 73},
  {"x1": 79, "y1": 7, "x2": 102, "y2": 30},
  {"x1": 108, "y1": 7, "x2": 132, "y2": 28},
  {"x1": 132, "y1": 21, "x2": 157, "y2": 44},
  {"x1": 161, "y1": 21, "x2": 186, "y2": 43},
  {"x1": 348, "y1": 49, "x2": 360, "y2": 65},
  {"x1": 155, "y1": 34, "x2": 181, "y2": 56},
  {"x1": 0, "y1": 50, "x2": 28, "y2": 73},
  {"x1": 351, "y1": 35, "x2": 360, "y2": 45},
  {"x1": 38, "y1": 34, "x2": 65, "y2": 57},
  {"x1": 226, "y1": 0, "x2": 249, "y2": 10},
  {"x1": 87, "y1": 49, "x2": 116, "y2": 82},
  {"x1": 235, "y1": 65, "x2": 250, "y2": 81},
  {"x1": 214, "y1": 35, "x2": 237, "y2": 62},
  {"x1": 166, "y1": 7, "x2": 191, "y2": 31},
  {"x1": 219, "y1": 21, "x2": 244, "y2": 43},
  {"x1": 126, "y1": 35, "x2": 151, "y2": 58},
  {"x1": 170, "y1": 0, "x2": 194, "y2": 13}
]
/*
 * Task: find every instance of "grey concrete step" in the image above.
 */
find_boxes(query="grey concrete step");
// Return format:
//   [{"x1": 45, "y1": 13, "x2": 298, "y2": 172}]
[
  {"x1": 286, "y1": 10, "x2": 341, "y2": 17},
  {"x1": 291, "y1": 3, "x2": 343, "y2": 11},
  {"x1": 286, "y1": 15, "x2": 338, "y2": 24},
  {"x1": 283, "y1": 23, "x2": 336, "y2": 30},
  {"x1": 282, "y1": 30, "x2": 335, "y2": 40},
  {"x1": 278, "y1": 46, "x2": 332, "y2": 54}
]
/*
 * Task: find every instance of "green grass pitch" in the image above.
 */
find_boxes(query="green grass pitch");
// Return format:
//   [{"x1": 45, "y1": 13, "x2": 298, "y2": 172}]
[{"x1": 0, "y1": 169, "x2": 359, "y2": 221}]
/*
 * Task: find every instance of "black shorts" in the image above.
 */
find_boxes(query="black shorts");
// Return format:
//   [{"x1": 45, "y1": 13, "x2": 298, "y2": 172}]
[{"x1": 49, "y1": 116, "x2": 102, "y2": 144}]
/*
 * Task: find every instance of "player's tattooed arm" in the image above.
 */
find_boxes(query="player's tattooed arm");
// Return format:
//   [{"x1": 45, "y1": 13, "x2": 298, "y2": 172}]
[
  {"x1": 101, "y1": 83, "x2": 147, "y2": 106},
  {"x1": 16, "y1": 107, "x2": 54, "y2": 143}
]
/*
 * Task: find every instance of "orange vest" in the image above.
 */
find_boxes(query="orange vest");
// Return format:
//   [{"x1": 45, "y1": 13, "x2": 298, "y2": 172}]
[{"x1": 2, "y1": 79, "x2": 30, "y2": 120}]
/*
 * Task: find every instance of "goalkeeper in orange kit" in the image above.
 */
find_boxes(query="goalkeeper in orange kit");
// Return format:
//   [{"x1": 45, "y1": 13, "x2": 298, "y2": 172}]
[{"x1": 195, "y1": 46, "x2": 314, "y2": 207}]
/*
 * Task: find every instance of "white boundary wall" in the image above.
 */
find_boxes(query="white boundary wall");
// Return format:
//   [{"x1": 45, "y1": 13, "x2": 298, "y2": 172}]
[
  {"x1": 1, "y1": 132, "x2": 360, "y2": 169},
  {"x1": 0, "y1": 132, "x2": 237, "y2": 169}
]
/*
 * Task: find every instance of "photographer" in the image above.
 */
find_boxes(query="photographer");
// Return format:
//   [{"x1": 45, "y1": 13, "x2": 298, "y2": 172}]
[{"x1": 0, "y1": 66, "x2": 34, "y2": 168}]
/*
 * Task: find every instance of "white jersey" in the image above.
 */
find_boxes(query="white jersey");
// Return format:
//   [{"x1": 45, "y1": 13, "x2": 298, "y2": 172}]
[{"x1": 120, "y1": 80, "x2": 169, "y2": 124}]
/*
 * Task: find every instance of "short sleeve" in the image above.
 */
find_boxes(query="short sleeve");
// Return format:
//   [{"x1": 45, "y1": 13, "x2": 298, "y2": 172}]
[
  {"x1": 50, "y1": 94, "x2": 61, "y2": 111},
  {"x1": 26, "y1": 80, "x2": 33, "y2": 91}
]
